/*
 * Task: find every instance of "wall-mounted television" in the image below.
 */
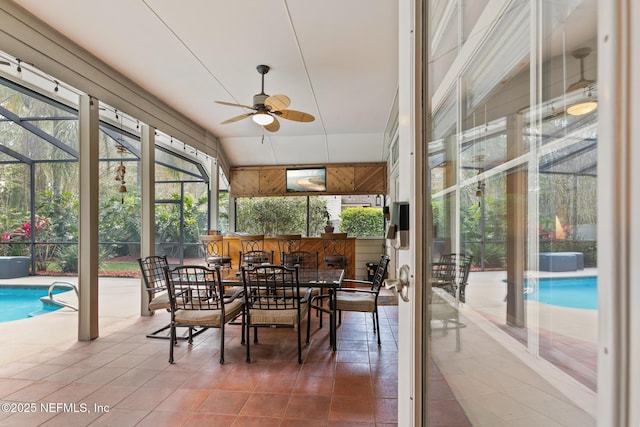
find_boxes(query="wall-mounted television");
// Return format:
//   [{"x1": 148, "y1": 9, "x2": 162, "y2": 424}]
[{"x1": 286, "y1": 167, "x2": 327, "y2": 192}]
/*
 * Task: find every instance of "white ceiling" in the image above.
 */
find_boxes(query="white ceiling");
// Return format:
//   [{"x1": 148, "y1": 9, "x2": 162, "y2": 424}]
[{"x1": 10, "y1": 0, "x2": 398, "y2": 168}]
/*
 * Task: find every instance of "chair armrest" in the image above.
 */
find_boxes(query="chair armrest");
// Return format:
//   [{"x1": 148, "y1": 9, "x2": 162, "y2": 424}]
[
  {"x1": 336, "y1": 288, "x2": 378, "y2": 295},
  {"x1": 223, "y1": 287, "x2": 244, "y2": 302},
  {"x1": 342, "y1": 278, "x2": 373, "y2": 286},
  {"x1": 299, "y1": 287, "x2": 313, "y2": 303}
]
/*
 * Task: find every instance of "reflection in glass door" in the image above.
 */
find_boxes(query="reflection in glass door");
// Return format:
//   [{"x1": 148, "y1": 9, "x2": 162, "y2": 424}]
[{"x1": 424, "y1": 0, "x2": 598, "y2": 424}]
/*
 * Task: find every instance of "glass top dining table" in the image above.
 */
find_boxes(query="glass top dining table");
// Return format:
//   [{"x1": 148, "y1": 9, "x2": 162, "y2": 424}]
[{"x1": 221, "y1": 267, "x2": 344, "y2": 351}]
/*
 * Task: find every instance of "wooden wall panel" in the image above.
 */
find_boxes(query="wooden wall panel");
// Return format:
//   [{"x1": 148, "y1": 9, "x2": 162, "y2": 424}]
[
  {"x1": 355, "y1": 164, "x2": 386, "y2": 193},
  {"x1": 259, "y1": 168, "x2": 285, "y2": 194},
  {"x1": 230, "y1": 163, "x2": 386, "y2": 197},
  {"x1": 230, "y1": 169, "x2": 259, "y2": 196},
  {"x1": 326, "y1": 166, "x2": 354, "y2": 193}
]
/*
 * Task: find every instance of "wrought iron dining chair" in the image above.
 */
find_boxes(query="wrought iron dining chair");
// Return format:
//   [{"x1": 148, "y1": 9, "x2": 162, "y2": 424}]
[
  {"x1": 164, "y1": 264, "x2": 245, "y2": 364},
  {"x1": 137, "y1": 255, "x2": 172, "y2": 339},
  {"x1": 430, "y1": 253, "x2": 458, "y2": 295},
  {"x1": 332, "y1": 254, "x2": 390, "y2": 346},
  {"x1": 321, "y1": 232, "x2": 348, "y2": 270},
  {"x1": 241, "y1": 264, "x2": 311, "y2": 364},
  {"x1": 281, "y1": 249, "x2": 321, "y2": 306},
  {"x1": 431, "y1": 253, "x2": 473, "y2": 301},
  {"x1": 239, "y1": 234, "x2": 273, "y2": 268},
  {"x1": 200, "y1": 234, "x2": 232, "y2": 270}
]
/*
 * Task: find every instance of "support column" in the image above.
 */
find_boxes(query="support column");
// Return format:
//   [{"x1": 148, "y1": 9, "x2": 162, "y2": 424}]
[
  {"x1": 505, "y1": 114, "x2": 527, "y2": 327},
  {"x1": 209, "y1": 157, "x2": 219, "y2": 232},
  {"x1": 140, "y1": 124, "x2": 155, "y2": 316},
  {"x1": 78, "y1": 94, "x2": 99, "y2": 341}
]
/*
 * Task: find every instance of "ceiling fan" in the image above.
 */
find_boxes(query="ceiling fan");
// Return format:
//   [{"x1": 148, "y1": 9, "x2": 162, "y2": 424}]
[{"x1": 215, "y1": 64, "x2": 315, "y2": 132}]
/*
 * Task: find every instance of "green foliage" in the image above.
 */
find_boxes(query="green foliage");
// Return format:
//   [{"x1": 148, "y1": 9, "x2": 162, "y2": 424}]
[
  {"x1": 236, "y1": 196, "x2": 329, "y2": 236},
  {"x1": 218, "y1": 192, "x2": 229, "y2": 233},
  {"x1": 236, "y1": 197, "x2": 306, "y2": 235},
  {"x1": 99, "y1": 193, "x2": 141, "y2": 256},
  {"x1": 36, "y1": 190, "x2": 78, "y2": 242},
  {"x1": 57, "y1": 244, "x2": 111, "y2": 273},
  {"x1": 154, "y1": 193, "x2": 208, "y2": 258},
  {"x1": 338, "y1": 207, "x2": 384, "y2": 236}
]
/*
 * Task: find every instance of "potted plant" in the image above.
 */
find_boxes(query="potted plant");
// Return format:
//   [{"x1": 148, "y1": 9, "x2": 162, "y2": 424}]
[{"x1": 324, "y1": 210, "x2": 334, "y2": 233}]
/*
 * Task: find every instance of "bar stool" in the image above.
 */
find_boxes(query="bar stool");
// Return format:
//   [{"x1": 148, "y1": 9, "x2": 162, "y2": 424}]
[
  {"x1": 321, "y1": 232, "x2": 348, "y2": 270},
  {"x1": 239, "y1": 234, "x2": 273, "y2": 268},
  {"x1": 275, "y1": 234, "x2": 302, "y2": 265},
  {"x1": 200, "y1": 234, "x2": 232, "y2": 270}
]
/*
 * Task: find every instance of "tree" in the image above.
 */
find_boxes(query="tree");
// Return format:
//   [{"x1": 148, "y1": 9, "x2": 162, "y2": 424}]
[{"x1": 339, "y1": 207, "x2": 384, "y2": 236}]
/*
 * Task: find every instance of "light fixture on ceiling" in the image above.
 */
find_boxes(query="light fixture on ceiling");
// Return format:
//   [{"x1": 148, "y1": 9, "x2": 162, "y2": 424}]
[
  {"x1": 566, "y1": 47, "x2": 597, "y2": 116},
  {"x1": 252, "y1": 111, "x2": 274, "y2": 125},
  {"x1": 566, "y1": 99, "x2": 597, "y2": 116}
]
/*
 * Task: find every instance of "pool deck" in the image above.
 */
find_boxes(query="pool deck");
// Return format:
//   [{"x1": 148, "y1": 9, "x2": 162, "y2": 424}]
[
  {"x1": 0, "y1": 276, "x2": 141, "y2": 366},
  {"x1": 465, "y1": 268, "x2": 598, "y2": 344}
]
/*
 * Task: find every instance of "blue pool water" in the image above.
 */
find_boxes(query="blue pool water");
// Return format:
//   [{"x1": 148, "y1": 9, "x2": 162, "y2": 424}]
[
  {"x1": 526, "y1": 276, "x2": 597, "y2": 310},
  {"x1": 0, "y1": 286, "x2": 65, "y2": 322}
]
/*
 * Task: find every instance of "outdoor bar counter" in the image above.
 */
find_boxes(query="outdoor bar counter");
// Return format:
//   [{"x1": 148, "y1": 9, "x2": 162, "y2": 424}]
[{"x1": 219, "y1": 235, "x2": 356, "y2": 279}]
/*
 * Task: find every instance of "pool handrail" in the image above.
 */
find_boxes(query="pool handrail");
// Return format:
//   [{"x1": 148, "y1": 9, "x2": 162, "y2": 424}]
[{"x1": 41, "y1": 281, "x2": 79, "y2": 311}]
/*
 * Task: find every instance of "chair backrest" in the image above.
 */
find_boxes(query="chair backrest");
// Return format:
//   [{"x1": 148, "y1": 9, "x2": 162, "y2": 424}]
[
  {"x1": 432, "y1": 253, "x2": 457, "y2": 283},
  {"x1": 242, "y1": 264, "x2": 302, "y2": 312},
  {"x1": 275, "y1": 234, "x2": 302, "y2": 264},
  {"x1": 282, "y1": 250, "x2": 318, "y2": 271},
  {"x1": 138, "y1": 255, "x2": 169, "y2": 294},
  {"x1": 371, "y1": 255, "x2": 391, "y2": 292},
  {"x1": 456, "y1": 253, "x2": 473, "y2": 286},
  {"x1": 164, "y1": 265, "x2": 225, "y2": 311},
  {"x1": 239, "y1": 234, "x2": 273, "y2": 267},
  {"x1": 201, "y1": 234, "x2": 227, "y2": 259},
  {"x1": 240, "y1": 234, "x2": 265, "y2": 253},
  {"x1": 321, "y1": 233, "x2": 348, "y2": 268}
]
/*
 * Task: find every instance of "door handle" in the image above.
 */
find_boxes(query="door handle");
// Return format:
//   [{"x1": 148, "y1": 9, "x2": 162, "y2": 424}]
[{"x1": 384, "y1": 264, "x2": 410, "y2": 302}]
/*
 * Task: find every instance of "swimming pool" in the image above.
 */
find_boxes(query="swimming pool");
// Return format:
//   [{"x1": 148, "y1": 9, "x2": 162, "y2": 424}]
[
  {"x1": 0, "y1": 286, "x2": 66, "y2": 322},
  {"x1": 526, "y1": 276, "x2": 597, "y2": 310}
]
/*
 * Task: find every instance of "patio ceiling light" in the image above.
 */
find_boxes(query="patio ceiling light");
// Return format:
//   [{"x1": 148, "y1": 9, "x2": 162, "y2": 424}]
[
  {"x1": 252, "y1": 111, "x2": 274, "y2": 126},
  {"x1": 566, "y1": 48, "x2": 597, "y2": 116}
]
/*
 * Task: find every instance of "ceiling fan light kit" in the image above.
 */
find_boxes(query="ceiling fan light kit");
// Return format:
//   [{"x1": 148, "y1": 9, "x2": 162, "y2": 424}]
[
  {"x1": 566, "y1": 100, "x2": 597, "y2": 116},
  {"x1": 216, "y1": 64, "x2": 315, "y2": 132},
  {"x1": 252, "y1": 112, "x2": 274, "y2": 125},
  {"x1": 566, "y1": 47, "x2": 597, "y2": 116}
]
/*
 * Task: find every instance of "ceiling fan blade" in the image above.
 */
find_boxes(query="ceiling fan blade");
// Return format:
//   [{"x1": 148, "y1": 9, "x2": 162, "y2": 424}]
[
  {"x1": 221, "y1": 113, "x2": 253, "y2": 124},
  {"x1": 263, "y1": 116, "x2": 280, "y2": 132},
  {"x1": 215, "y1": 100, "x2": 256, "y2": 110},
  {"x1": 279, "y1": 109, "x2": 315, "y2": 122},
  {"x1": 265, "y1": 94, "x2": 290, "y2": 111}
]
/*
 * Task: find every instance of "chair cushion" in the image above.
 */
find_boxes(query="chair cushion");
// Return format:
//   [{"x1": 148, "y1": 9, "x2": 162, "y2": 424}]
[
  {"x1": 336, "y1": 292, "x2": 376, "y2": 312},
  {"x1": 248, "y1": 303, "x2": 308, "y2": 328},
  {"x1": 325, "y1": 255, "x2": 346, "y2": 264},
  {"x1": 148, "y1": 292, "x2": 170, "y2": 311},
  {"x1": 174, "y1": 299, "x2": 244, "y2": 327},
  {"x1": 224, "y1": 285, "x2": 243, "y2": 297},
  {"x1": 207, "y1": 256, "x2": 232, "y2": 264},
  {"x1": 244, "y1": 255, "x2": 268, "y2": 264}
]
